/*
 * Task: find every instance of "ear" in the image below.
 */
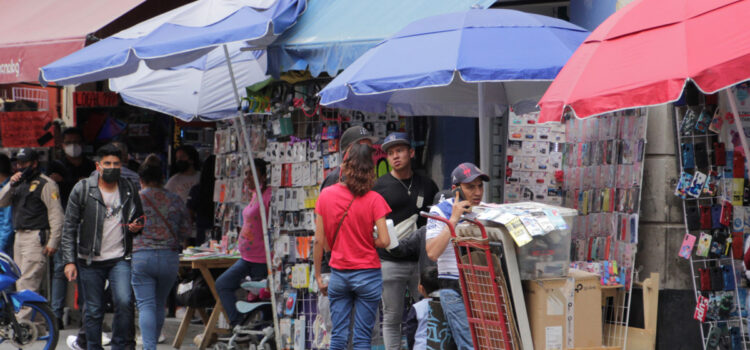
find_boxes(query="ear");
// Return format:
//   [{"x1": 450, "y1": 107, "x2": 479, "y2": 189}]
[{"x1": 409, "y1": 148, "x2": 416, "y2": 159}]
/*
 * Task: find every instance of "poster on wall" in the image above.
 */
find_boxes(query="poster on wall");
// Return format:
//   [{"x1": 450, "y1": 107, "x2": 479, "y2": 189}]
[{"x1": 0, "y1": 111, "x2": 54, "y2": 147}]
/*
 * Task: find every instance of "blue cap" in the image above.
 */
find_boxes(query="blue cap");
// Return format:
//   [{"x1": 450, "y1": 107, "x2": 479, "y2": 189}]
[
  {"x1": 451, "y1": 162, "x2": 489, "y2": 185},
  {"x1": 381, "y1": 132, "x2": 410, "y2": 152}
]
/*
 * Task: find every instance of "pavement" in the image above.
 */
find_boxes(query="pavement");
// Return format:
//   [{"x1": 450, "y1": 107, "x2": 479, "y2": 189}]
[{"x1": 25, "y1": 314, "x2": 207, "y2": 350}]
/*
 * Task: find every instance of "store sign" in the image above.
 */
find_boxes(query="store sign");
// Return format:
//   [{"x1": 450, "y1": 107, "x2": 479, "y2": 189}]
[
  {"x1": 73, "y1": 91, "x2": 118, "y2": 107},
  {"x1": 0, "y1": 59, "x2": 20, "y2": 78},
  {"x1": 0, "y1": 111, "x2": 54, "y2": 147}
]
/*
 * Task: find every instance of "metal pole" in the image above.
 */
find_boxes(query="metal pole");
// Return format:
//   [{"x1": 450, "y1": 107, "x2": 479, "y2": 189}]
[
  {"x1": 726, "y1": 88, "x2": 750, "y2": 177},
  {"x1": 223, "y1": 44, "x2": 281, "y2": 347},
  {"x1": 478, "y1": 82, "x2": 491, "y2": 202}
]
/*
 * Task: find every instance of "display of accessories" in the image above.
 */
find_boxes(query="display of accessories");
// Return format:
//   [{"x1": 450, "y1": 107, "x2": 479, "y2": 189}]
[{"x1": 673, "y1": 98, "x2": 749, "y2": 349}]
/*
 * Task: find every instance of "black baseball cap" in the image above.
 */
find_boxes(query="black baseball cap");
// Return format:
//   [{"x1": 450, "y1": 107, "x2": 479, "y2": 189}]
[
  {"x1": 451, "y1": 162, "x2": 489, "y2": 185},
  {"x1": 16, "y1": 148, "x2": 38, "y2": 163},
  {"x1": 381, "y1": 132, "x2": 411, "y2": 152},
  {"x1": 340, "y1": 125, "x2": 379, "y2": 151}
]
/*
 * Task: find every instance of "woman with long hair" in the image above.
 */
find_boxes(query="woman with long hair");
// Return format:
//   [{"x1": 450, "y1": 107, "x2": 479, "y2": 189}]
[
  {"x1": 132, "y1": 154, "x2": 191, "y2": 350},
  {"x1": 314, "y1": 143, "x2": 391, "y2": 350}
]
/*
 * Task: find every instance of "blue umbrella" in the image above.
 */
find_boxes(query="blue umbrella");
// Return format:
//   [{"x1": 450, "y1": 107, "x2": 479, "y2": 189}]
[
  {"x1": 39, "y1": 0, "x2": 305, "y2": 86},
  {"x1": 318, "y1": 9, "x2": 588, "y2": 196},
  {"x1": 318, "y1": 9, "x2": 589, "y2": 115}
]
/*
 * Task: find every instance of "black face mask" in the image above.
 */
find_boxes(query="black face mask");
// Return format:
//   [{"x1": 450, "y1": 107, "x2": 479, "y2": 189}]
[
  {"x1": 101, "y1": 168, "x2": 121, "y2": 183},
  {"x1": 175, "y1": 160, "x2": 190, "y2": 173}
]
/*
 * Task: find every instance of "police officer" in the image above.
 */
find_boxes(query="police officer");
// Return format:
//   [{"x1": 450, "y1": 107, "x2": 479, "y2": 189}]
[{"x1": 0, "y1": 148, "x2": 64, "y2": 298}]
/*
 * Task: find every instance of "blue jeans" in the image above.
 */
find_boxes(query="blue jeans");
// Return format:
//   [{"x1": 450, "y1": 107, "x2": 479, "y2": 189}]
[
  {"x1": 50, "y1": 251, "x2": 67, "y2": 319},
  {"x1": 215, "y1": 259, "x2": 268, "y2": 326},
  {"x1": 439, "y1": 288, "x2": 473, "y2": 350},
  {"x1": 328, "y1": 268, "x2": 382, "y2": 350},
  {"x1": 78, "y1": 259, "x2": 134, "y2": 350},
  {"x1": 131, "y1": 250, "x2": 179, "y2": 350}
]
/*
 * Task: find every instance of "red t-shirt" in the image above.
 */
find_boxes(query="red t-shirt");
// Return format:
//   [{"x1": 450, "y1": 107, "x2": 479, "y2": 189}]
[{"x1": 315, "y1": 183, "x2": 391, "y2": 270}]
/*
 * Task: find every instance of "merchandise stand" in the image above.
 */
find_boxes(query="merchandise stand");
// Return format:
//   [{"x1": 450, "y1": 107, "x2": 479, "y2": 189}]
[
  {"x1": 673, "y1": 99, "x2": 749, "y2": 349},
  {"x1": 562, "y1": 109, "x2": 648, "y2": 349}
]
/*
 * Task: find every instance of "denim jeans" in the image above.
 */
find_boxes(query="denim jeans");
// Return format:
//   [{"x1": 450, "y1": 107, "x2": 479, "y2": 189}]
[
  {"x1": 215, "y1": 259, "x2": 268, "y2": 326},
  {"x1": 439, "y1": 288, "x2": 473, "y2": 350},
  {"x1": 328, "y1": 268, "x2": 382, "y2": 350},
  {"x1": 381, "y1": 260, "x2": 420, "y2": 350},
  {"x1": 78, "y1": 259, "x2": 134, "y2": 350},
  {"x1": 131, "y1": 250, "x2": 179, "y2": 350},
  {"x1": 50, "y1": 250, "x2": 67, "y2": 319}
]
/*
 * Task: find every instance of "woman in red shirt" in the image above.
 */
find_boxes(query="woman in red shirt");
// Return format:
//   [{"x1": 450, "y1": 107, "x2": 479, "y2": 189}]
[{"x1": 314, "y1": 144, "x2": 391, "y2": 350}]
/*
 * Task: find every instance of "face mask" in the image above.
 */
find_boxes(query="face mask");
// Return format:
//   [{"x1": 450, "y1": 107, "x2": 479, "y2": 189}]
[
  {"x1": 175, "y1": 160, "x2": 190, "y2": 173},
  {"x1": 64, "y1": 144, "x2": 83, "y2": 158},
  {"x1": 101, "y1": 168, "x2": 121, "y2": 183}
]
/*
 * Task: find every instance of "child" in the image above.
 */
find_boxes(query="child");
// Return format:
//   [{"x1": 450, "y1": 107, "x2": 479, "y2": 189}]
[{"x1": 404, "y1": 266, "x2": 440, "y2": 350}]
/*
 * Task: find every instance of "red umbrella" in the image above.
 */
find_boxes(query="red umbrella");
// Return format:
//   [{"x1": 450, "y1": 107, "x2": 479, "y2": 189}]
[{"x1": 538, "y1": 0, "x2": 750, "y2": 122}]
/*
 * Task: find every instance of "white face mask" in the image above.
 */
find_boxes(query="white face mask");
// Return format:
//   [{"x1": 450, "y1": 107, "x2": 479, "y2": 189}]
[{"x1": 64, "y1": 144, "x2": 82, "y2": 158}]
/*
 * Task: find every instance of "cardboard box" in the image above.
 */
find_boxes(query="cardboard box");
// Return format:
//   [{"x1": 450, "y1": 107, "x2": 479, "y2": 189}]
[{"x1": 524, "y1": 269, "x2": 602, "y2": 350}]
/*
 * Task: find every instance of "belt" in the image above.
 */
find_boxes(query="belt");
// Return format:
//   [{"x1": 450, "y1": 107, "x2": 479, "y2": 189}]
[{"x1": 439, "y1": 278, "x2": 462, "y2": 295}]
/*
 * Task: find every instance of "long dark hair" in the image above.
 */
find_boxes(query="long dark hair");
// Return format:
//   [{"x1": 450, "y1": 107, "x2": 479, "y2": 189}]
[
  {"x1": 342, "y1": 144, "x2": 375, "y2": 197},
  {"x1": 138, "y1": 154, "x2": 164, "y2": 186}
]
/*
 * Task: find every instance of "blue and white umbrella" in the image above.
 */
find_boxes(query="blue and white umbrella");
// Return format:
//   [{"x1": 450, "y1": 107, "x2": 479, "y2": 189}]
[
  {"x1": 39, "y1": 0, "x2": 305, "y2": 86},
  {"x1": 317, "y1": 9, "x2": 588, "y2": 192}
]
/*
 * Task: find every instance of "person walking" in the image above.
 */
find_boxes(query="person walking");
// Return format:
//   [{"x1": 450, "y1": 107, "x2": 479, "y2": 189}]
[
  {"x1": 0, "y1": 148, "x2": 64, "y2": 306},
  {"x1": 215, "y1": 158, "x2": 272, "y2": 327},
  {"x1": 132, "y1": 155, "x2": 191, "y2": 350},
  {"x1": 61, "y1": 143, "x2": 144, "y2": 350},
  {"x1": 314, "y1": 144, "x2": 391, "y2": 350},
  {"x1": 372, "y1": 132, "x2": 438, "y2": 350}
]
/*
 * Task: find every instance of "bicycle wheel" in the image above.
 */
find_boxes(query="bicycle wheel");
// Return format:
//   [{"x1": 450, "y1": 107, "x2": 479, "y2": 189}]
[{"x1": 14, "y1": 301, "x2": 59, "y2": 350}]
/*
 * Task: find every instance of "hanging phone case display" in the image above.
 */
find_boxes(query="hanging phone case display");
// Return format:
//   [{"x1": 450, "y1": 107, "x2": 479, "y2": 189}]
[
  {"x1": 673, "y1": 92, "x2": 749, "y2": 348},
  {"x1": 504, "y1": 109, "x2": 566, "y2": 205},
  {"x1": 560, "y1": 109, "x2": 646, "y2": 347}
]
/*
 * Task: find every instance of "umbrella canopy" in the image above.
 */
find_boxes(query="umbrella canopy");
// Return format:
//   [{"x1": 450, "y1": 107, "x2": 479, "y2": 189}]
[
  {"x1": 109, "y1": 42, "x2": 268, "y2": 121},
  {"x1": 39, "y1": 0, "x2": 305, "y2": 86},
  {"x1": 537, "y1": 0, "x2": 750, "y2": 122},
  {"x1": 318, "y1": 9, "x2": 589, "y2": 117}
]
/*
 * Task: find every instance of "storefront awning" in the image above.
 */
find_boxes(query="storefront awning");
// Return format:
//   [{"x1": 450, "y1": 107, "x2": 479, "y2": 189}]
[
  {"x1": 267, "y1": 0, "x2": 496, "y2": 77},
  {"x1": 0, "y1": 0, "x2": 144, "y2": 84}
]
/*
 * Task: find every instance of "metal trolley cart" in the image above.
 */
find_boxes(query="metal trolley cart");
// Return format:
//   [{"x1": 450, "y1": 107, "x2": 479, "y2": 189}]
[{"x1": 422, "y1": 212, "x2": 520, "y2": 350}]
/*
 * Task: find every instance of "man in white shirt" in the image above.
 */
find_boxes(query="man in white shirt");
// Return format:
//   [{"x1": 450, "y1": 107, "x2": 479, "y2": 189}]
[{"x1": 425, "y1": 162, "x2": 489, "y2": 350}]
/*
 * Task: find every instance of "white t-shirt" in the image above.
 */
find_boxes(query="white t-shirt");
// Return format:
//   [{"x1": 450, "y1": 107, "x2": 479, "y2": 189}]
[
  {"x1": 425, "y1": 198, "x2": 460, "y2": 279},
  {"x1": 165, "y1": 172, "x2": 200, "y2": 203},
  {"x1": 92, "y1": 188, "x2": 125, "y2": 261}
]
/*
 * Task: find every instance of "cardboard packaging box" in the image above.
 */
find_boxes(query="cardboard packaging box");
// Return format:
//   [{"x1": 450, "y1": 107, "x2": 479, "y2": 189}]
[{"x1": 524, "y1": 269, "x2": 602, "y2": 350}]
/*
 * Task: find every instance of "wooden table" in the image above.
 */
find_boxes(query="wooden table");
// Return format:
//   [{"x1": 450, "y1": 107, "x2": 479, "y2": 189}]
[{"x1": 173, "y1": 257, "x2": 239, "y2": 349}]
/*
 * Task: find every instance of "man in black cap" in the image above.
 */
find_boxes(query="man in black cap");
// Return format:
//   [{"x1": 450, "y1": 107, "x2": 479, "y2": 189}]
[
  {"x1": 425, "y1": 162, "x2": 489, "y2": 350},
  {"x1": 319, "y1": 125, "x2": 379, "y2": 190},
  {"x1": 371, "y1": 132, "x2": 438, "y2": 350},
  {"x1": 0, "y1": 148, "x2": 64, "y2": 305}
]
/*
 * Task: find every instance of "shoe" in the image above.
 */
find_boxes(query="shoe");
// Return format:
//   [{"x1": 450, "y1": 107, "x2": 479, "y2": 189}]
[
  {"x1": 66, "y1": 335, "x2": 84, "y2": 350},
  {"x1": 102, "y1": 333, "x2": 111, "y2": 346},
  {"x1": 158, "y1": 332, "x2": 166, "y2": 344}
]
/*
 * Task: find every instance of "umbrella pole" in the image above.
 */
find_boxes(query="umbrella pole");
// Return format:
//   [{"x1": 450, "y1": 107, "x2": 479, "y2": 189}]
[
  {"x1": 478, "y1": 82, "x2": 491, "y2": 202},
  {"x1": 725, "y1": 88, "x2": 750, "y2": 177},
  {"x1": 223, "y1": 44, "x2": 282, "y2": 347}
]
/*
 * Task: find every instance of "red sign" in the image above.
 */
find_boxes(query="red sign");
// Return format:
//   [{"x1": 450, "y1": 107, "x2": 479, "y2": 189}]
[
  {"x1": 73, "y1": 91, "x2": 119, "y2": 107},
  {"x1": 693, "y1": 295, "x2": 708, "y2": 322},
  {"x1": 0, "y1": 111, "x2": 54, "y2": 148}
]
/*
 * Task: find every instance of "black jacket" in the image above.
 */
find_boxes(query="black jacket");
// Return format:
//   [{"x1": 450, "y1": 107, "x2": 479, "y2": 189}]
[{"x1": 61, "y1": 174, "x2": 144, "y2": 265}]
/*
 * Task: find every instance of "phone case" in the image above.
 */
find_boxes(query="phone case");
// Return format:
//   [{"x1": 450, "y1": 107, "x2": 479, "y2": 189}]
[
  {"x1": 713, "y1": 142, "x2": 726, "y2": 166},
  {"x1": 721, "y1": 201, "x2": 733, "y2": 227},
  {"x1": 700, "y1": 206, "x2": 712, "y2": 229},
  {"x1": 710, "y1": 266, "x2": 724, "y2": 291},
  {"x1": 681, "y1": 143, "x2": 695, "y2": 169},
  {"x1": 686, "y1": 206, "x2": 701, "y2": 230},
  {"x1": 678, "y1": 233, "x2": 697, "y2": 259},
  {"x1": 695, "y1": 232, "x2": 712, "y2": 257},
  {"x1": 709, "y1": 240, "x2": 724, "y2": 259},
  {"x1": 712, "y1": 204, "x2": 724, "y2": 229},
  {"x1": 732, "y1": 232, "x2": 744, "y2": 259},
  {"x1": 695, "y1": 109, "x2": 711, "y2": 133},
  {"x1": 686, "y1": 171, "x2": 707, "y2": 198},
  {"x1": 694, "y1": 143, "x2": 708, "y2": 169},
  {"x1": 734, "y1": 152, "x2": 745, "y2": 179},
  {"x1": 699, "y1": 268, "x2": 711, "y2": 291},
  {"x1": 722, "y1": 265, "x2": 735, "y2": 291}
]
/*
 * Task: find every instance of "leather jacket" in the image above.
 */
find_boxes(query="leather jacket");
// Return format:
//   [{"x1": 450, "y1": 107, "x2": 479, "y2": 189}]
[{"x1": 61, "y1": 174, "x2": 143, "y2": 265}]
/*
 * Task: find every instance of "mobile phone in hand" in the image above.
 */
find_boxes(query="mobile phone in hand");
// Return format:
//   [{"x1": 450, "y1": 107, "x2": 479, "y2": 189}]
[{"x1": 452, "y1": 187, "x2": 466, "y2": 201}]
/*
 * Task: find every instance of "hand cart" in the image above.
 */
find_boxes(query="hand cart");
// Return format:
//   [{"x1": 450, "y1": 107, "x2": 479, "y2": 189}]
[{"x1": 421, "y1": 212, "x2": 519, "y2": 350}]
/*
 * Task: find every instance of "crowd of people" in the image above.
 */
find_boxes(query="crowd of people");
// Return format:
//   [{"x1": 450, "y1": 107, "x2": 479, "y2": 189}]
[{"x1": 0, "y1": 124, "x2": 482, "y2": 350}]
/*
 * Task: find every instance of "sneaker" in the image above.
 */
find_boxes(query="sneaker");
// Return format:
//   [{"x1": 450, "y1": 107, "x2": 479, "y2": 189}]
[
  {"x1": 66, "y1": 335, "x2": 84, "y2": 350},
  {"x1": 158, "y1": 332, "x2": 166, "y2": 343},
  {"x1": 102, "y1": 333, "x2": 111, "y2": 346}
]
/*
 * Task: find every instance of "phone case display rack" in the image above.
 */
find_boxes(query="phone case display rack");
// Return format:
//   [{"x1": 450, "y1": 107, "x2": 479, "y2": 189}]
[
  {"x1": 504, "y1": 109, "x2": 566, "y2": 205},
  {"x1": 673, "y1": 98, "x2": 749, "y2": 350},
  {"x1": 560, "y1": 109, "x2": 647, "y2": 348}
]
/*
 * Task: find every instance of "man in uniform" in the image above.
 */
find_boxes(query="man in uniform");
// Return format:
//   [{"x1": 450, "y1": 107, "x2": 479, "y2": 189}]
[
  {"x1": 372, "y1": 132, "x2": 438, "y2": 350},
  {"x1": 0, "y1": 148, "x2": 64, "y2": 299}
]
